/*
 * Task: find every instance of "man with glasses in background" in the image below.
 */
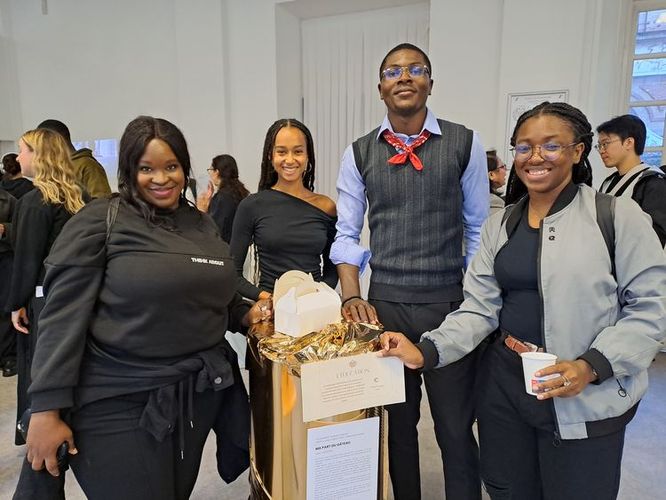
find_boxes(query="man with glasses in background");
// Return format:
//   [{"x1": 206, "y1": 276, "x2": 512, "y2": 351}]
[
  {"x1": 596, "y1": 114, "x2": 666, "y2": 247},
  {"x1": 331, "y1": 43, "x2": 488, "y2": 500}
]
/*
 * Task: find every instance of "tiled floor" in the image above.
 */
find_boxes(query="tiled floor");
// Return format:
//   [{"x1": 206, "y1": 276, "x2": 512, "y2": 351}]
[{"x1": 1, "y1": 354, "x2": 664, "y2": 499}]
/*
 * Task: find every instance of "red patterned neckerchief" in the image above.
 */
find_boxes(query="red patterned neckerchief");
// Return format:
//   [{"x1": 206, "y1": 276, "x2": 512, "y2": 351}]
[{"x1": 382, "y1": 129, "x2": 431, "y2": 171}]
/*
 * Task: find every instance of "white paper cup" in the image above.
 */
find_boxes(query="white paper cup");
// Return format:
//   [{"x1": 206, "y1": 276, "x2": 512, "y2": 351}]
[{"x1": 520, "y1": 352, "x2": 558, "y2": 396}]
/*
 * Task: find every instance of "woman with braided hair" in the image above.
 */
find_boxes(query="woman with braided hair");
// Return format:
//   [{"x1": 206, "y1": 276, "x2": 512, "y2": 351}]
[
  {"x1": 378, "y1": 102, "x2": 666, "y2": 499},
  {"x1": 230, "y1": 118, "x2": 338, "y2": 301}
]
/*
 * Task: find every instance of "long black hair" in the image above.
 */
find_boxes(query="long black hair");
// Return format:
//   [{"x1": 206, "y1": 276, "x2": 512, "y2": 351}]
[
  {"x1": 258, "y1": 119, "x2": 315, "y2": 192},
  {"x1": 118, "y1": 116, "x2": 192, "y2": 225},
  {"x1": 505, "y1": 102, "x2": 593, "y2": 205},
  {"x1": 211, "y1": 154, "x2": 249, "y2": 203}
]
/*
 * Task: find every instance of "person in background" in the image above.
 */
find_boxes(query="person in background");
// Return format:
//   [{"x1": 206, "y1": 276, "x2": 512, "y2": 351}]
[
  {"x1": 1, "y1": 154, "x2": 34, "y2": 200},
  {"x1": 197, "y1": 154, "x2": 249, "y2": 243},
  {"x1": 6, "y1": 129, "x2": 86, "y2": 452},
  {"x1": 37, "y1": 119, "x2": 112, "y2": 199},
  {"x1": 0, "y1": 187, "x2": 17, "y2": 378},
  {"x1": 331, "y1": 42, "x2": 488, "y2": 500},
  {"x1": 18, "y1": 116, "x2": 270, "y2": 500},
  {"x1": 379, "y1": 102, "x2": 666, "y2": 500},
  {"x1": 596, "y1": 114, "x2": 666, "y2": 247},
  {"x1": 487, "y1": 149, "x2": 507, "y2": 215},
  {"x1": 230, "y1": 119, "x2": 337, "y2": 301}
]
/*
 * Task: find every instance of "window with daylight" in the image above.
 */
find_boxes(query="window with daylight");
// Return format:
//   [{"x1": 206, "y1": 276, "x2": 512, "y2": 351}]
[{"x1": 628, "y1": 5, "x2": 666, "y2": 166}]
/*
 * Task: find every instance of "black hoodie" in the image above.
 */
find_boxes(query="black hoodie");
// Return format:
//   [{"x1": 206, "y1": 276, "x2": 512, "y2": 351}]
[{"x1": 29, "y1": 198, "x2": 249, "y2": 412}]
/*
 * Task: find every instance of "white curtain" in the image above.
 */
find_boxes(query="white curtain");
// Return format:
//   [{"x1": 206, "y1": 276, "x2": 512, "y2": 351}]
[
  {"x1": 302, "y1": 4, "x2": 430, "y2": 294},
  {"x1": 301, "y1": 3, "x2": 430, "y2": 200}
]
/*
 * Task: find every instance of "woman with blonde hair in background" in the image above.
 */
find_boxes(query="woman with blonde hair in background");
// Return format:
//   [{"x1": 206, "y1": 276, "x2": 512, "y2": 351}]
[{"x1": 6, "y1": 129, "x2": 86, "y2": 451}]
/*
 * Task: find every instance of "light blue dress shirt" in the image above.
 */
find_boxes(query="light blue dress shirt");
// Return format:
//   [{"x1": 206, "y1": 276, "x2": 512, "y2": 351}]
[{"x1": 330, "y1": 108, "x2": 489, "y2": 272}]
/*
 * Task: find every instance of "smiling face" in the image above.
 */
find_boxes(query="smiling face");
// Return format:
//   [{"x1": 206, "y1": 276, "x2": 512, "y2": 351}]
[
  {"x1": 378, "y1": 49, "x2": 433, "y2": 118},
  {"x1": 136, "y1": 138, "x2": 185, "y2": 210},
  {"x1": 272, "y1": 126, "x2": 308, "y2": 186},
  {"x1": 513, "y1": 114, "x2": 584, "y2": 197}
]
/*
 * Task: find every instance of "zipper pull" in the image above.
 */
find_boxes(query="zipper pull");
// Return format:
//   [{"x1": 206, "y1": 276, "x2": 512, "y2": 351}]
[{"x1": 616, "y1": 379, "x2": 627, "y2": 398}]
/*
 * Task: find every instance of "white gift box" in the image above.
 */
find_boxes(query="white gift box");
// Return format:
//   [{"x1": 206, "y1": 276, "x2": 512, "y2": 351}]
[{"x1": 273, "y1": 270, "x2": 341, "y2": 337}]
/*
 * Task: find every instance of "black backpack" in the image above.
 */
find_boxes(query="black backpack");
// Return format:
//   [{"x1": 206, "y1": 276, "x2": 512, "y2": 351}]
[{"x1": 625, "y1": 168, "x2": 666, "y2": 206}]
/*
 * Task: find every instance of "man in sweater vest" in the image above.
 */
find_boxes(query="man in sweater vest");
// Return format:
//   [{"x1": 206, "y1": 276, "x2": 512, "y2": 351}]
[
  {"x1": 331, "y1": 43, "x2": 488, "y2": 500},
  {"x1": 597, "y1": 114, "x2": 666, "y2": 247}
]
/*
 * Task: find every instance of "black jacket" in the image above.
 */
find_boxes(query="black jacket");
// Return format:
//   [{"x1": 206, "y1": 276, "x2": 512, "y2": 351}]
[
  {"x1": 0, "y1": 188, "x2": 15, "y2": 254},
  {"x1": 632, "y1": 174, "x2": 666, "y2": 247},
  {"x1": 6, "y1": 189, "x2": 74, "y2": 312},
  {"x1": 0, "y1": 177, "x2": 33, "y2": 200},
  {"x1": 208, "y1": 187, "x2": 242, "y2": 243},
  {"x1": 29, "y1": 198, "x2": 251, "y2": 481}
]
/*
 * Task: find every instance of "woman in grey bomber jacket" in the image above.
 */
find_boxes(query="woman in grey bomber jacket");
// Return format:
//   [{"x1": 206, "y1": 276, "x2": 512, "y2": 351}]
[{"x1": 379, "y1": 102, "x2": 666, "y2": 500}]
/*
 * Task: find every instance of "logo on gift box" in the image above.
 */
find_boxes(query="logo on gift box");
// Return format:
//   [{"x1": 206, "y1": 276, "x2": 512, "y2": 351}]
[{"x1": 349, "y1": 360, "x2": 357, "y2": 368}]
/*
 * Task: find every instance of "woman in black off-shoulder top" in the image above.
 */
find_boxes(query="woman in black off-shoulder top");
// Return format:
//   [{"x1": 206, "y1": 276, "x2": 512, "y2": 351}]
[{"x1": 230, "y1": 119, "x2": 338, "y2": 301}]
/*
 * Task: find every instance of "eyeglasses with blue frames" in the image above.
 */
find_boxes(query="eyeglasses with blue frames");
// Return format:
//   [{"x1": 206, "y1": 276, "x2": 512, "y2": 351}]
[
  {"x1": 510, "y1": 142, "x2": 579, "y2": 163},
  {"x1": 381, "y1": 64, "x2": 430, "y2": 80}
]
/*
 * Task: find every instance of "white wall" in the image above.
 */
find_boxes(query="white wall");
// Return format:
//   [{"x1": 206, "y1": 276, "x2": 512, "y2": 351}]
[
  {"x1": 224, "y1": 0, "x2": 279, "y2": 192},
  {"x1": 275, "y1": 4, "x2": 303, "y2": 121},
  {"x1": 0, "y1": 0, "x2": 633, "y2": 191},
  {"x1": 0, "y1": 0, "x2": 273, "y2": 192},
  {"x1": 430, "y1": 0, "x2": 629, "y2": 183},
  {"x1": 0, "y1": 0, "x2": 22, "y2": 142},
  {"x1": 428, "y1": 0, "x2": 504, "y2": 152}
]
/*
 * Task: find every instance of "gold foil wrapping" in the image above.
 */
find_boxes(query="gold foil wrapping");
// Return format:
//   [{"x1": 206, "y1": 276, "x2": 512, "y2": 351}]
[
  {"x1": 257, "y1": 321, "x2": 384, "y2": 376},
  {"x1": 248, "y1": 321, "x2": 389, "y2": 500}
]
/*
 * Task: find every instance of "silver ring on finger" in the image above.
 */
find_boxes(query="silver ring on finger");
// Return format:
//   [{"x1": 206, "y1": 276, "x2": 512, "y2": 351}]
[{"x1": 562, "y1": 375, "x2": 571, "y2": 387}]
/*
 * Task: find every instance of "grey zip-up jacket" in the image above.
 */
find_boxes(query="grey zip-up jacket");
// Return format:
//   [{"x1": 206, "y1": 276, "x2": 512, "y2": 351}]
[{"x1": 418, "y1": 183, "x2": 666, "y2": 439}]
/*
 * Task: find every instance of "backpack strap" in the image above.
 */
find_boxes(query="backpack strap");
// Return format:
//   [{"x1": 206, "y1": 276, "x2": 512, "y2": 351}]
[
  {"x1": 595, "y1": 192, "x2": 616, "y2": 281},
  {"x1": 614, "y1": 167, "x2": 648, "y2": 196},
  {"x1": 106, "y1": 197, "x2": 120, "y2": 244},
  {"x1": 501, "y1": 195, "x2": 527, "y2": 236}
]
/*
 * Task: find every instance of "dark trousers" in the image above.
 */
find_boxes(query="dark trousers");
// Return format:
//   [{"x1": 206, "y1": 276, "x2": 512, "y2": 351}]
[
  {"x1": 477, "y1": 340, "x2": 625, "y2": 500},
  {"x1": 0, "y1": 254, "x2": 16, "y2": 364},
  {"x1": 15, "y1": 386, "x2": 234, "y2": 500},
  {"x1": 0, "y1": 311, "x2": 17, "y2": 363},
  {"x1": 372, "y1": 300, "x2": 482, "y2": 500}
]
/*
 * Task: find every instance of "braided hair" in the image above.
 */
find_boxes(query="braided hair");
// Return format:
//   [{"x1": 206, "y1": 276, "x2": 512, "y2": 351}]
[
  {"x1": 505, "y1": 102, "x2": 593, "y2": 205},
  {"x1": 258, "y1": 119, "x2": 315, "y2": 192}
]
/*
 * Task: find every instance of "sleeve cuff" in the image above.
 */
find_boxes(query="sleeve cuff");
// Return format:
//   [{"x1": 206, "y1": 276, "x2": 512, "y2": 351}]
[
  {"x1": 416, "y1": 339, "x2": 440, "y2": 371},
  {"x1": 578, "y1": 348, "x2": 613, "y2": 384},
  {"x1": 228, "y1": 297, "x2": 252, "y2": 335},
  {"x1": 29, "y1": 388, "x2": 74, "y2": 412},
  {"x1": 330, "y1": 240, "x2": 371, "y2": 272}
]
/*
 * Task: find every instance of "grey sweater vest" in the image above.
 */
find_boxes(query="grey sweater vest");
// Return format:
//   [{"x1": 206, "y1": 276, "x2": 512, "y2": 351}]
[{"x1": 352, "y1": 119, "x2": 472, "y2": 303}]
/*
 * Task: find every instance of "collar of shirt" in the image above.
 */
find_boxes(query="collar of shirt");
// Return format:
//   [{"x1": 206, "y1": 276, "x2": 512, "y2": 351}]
[{"x1": 376, "y1": 108, "x2": 442, "y2": 145}]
